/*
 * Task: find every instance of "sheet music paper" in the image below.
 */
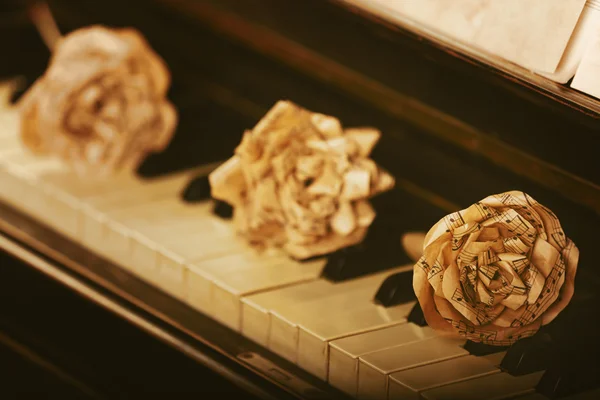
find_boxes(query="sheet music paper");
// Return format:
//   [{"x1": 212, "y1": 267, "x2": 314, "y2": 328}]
[
  {"x1": 539, "y1": 0, "x2": 600, "y2": 83},
  {"x1": 413, "y1": 191, "x2": 579, "y2": 346},
  {"x1": 572, "y1": 4, "x2": 600, "y2": 98},
  {"x1": 344, "y1": 0, "x2": 586, "y2": 73}
]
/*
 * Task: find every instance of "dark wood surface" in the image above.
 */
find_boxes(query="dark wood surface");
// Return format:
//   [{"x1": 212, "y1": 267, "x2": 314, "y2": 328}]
[{"x1": 0, "y1": 250, "x2": 265, "y2": 399}]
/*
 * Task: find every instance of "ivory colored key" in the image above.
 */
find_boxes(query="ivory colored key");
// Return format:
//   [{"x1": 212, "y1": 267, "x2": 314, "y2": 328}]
[
  {"x1": 357, "y1": 335, "x2": 468, "y2": 400},
  {"x1": 388, "y1": 353, "x2": 504, "y2": 400},
  {"x1": 0, "y1": 151, "x2": 65, "y2": 214},
  {"x1": 185, "y1": 249, "x2": 298, "y2": 317},
  {"x1": 84, "y1": 192, "x2": 240, "y2": 300},
  {"x1": 0, "y1": 146, "x2": 192, "y2": 238},
  {"x1": 483, "y1": 349, "x2": 507, "y2": 367},
  {"x1": 186, "y1": 249, "x2": 326, "y2": 330},
  {"x1": 85, "y1": 198, "x2": 243, "y2": 284},
  {"x1": 296, "y1": 301, "x2": 416, "y2": 381},
  {"x1": 241, "y1": 266, "x2": 412, "y2": 374},
  {"x1": 57, "y1": 162, "x2": 218, "y2": 206},
  {"x1": 92, "y1": 189, "x2": 330, "y2": 313},
  {"x1": 0, "y1": 132, "x2": 21, "y2": 156},
  {"x1": 242, "y1": 270, "x2": 399, "y2": 348},
  {"x1": 104, "y1": 198, "x2": 243, "y2": 255},
  {"x1": 126, "y1": 216, "x2": 239, "y2": 300},
  {"x1": 0, "y1": 111, "x2": 19, "y2": 141},
  {"x1": 98, "y1": 196, "x2": 318, "y2": 309},
  {"x1": 0, "y1": 155, "x2": 80, "y2": 235},
  {"x1": 420, "y1": 371, "x2": 545, "y2": 400},
  {"x1": 328, "y1": 322, "x2": 436, "y2": 396},
  {"x1": 149, "y1": 226, "x2": 243, "y2": 302},
  {"x1": 79, "y1": 173, "x2": 212, "y2": 249},
  {"x1": 86, "y1": 200, "x2": 236, "y2": 300},
  {"x1": 46, "y1": 163, "x2": 217, "y2": 243}
]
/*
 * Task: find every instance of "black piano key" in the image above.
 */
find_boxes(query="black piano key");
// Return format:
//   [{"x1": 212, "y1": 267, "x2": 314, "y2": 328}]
[
  {"x1": 464, "y1": 340, "x2": 509, "y2": 357},
  {"x1": 534, "y1": 296, "x2": 600, "y2": 399},
  {"x1": 321, "y1": 188, "x2": 420, "y2": 282},
  {"x1": 321, "y1": 233, "x2": 411, "y2": 282},
  {"x1": 500, "y1": 332, "x2": 554, "y2": 376},
  {"x1": 502, "y1": 289, "x2": 597, "y2": 379},
  {"x1": 213, "y1": 200, "x2": 233, "y2": 219},
  {"x1": 321, "y1": 244, "x2": 363, "y2": 280},
  {"x1": 181, "y1": 174, "x2": 233, "y2": 219},
  {"x1": 373, "y1": 270, "x2": 416, "y2": 306},
  {"x1": 536, "y1": 348, "x2": 600, "y2": 399},
  {"x1": 407, "y1": 302, "x2": 428, "y2": 326},
  {"x1": 181, "y1": 174, "x2": 211, "y2": 203}
]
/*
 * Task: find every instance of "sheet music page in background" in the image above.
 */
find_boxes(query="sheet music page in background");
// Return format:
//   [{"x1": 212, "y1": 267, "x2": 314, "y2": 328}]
[
  {"x1": 343, "y1": 0, "x2": 586, "y2": 73},
  {"x1": 571, "y1": 28, "x2": 600, "y2": 98}
]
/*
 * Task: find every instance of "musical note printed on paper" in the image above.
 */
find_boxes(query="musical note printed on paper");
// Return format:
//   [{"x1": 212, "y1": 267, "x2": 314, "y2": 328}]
[
  {"x1": 413, "y1": 191, "x2": 579, "y2": 345},
  {"x1": 209, "y1": 101, "x2": 395, "y2": 260}
]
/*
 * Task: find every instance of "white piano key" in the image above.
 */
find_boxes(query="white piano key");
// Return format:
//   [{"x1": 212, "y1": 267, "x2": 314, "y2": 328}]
[
  {"x1": 184, "y1": 261, "x2": 214, "y2": 316},
  {"x1": 75, "y1": 162, "x2": 218, "y2": 208},
  {"x1": 155, "y1": 249, "x2": 187, "y2": 301},
  {"x1": 44, "y1": 171, "x2": 143, "y2": 198},
  {"x1": 241, "y1": 266, "x2": 412, "y2": 373},
  {"x1": 79, "y1": 174, "x2": 206, "y2": 251},
  {"x1": 328, "y1": 323, "x2": 436, "y2": 396},
  {"x1": 388, "y1": 353, "x2": 503, "y2": 400},
  {"x1": 187, "y1": 250, "x2": 291, "y2": 320},
  {"x1": 0, "y1": 162, "x2": 36, "y2": 209},
  {"x1": 99, "y1": 205, "x2": 241, "y2": 295},
  {"x1": 95, "y1": 195, "x2": 328, "y2": 327},
  {"x1": 189, "y1": 250, "x2": 325, "y2": 331},
  {"x1": 420, "y1": 371, "x2": 545, "y2": 400},
  {"x1": 481, "y1": 350, "x2": 507, "y2": 367},
  {"x1": 242, "y1": 274, "x2": 388, "y2": 349},
  {"x1": 0, "y1": 132, "x2": 22, "y2": 156},
  {"x1": 357, "y1": 335, "x2": 468, "y2": 400},
  {"x1": 95, "y1": 198, "x2": 243, "y2": 263},
  {"x1": 0, "y1": 148, "x2": 141, "y2": 239},
  {"x1": 297, "y1": 301, "x2": 415, "y2": 381},
  {"x1": 0, "y1": 157, "x2": 82, "y2": 236}
]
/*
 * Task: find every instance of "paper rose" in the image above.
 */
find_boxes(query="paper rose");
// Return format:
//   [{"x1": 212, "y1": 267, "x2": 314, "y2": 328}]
[
  {"x1": 209, "y1": 100, "x2": 395, "y2": 259},
  {"x1": 413, "y1": 191, "x2": 579, "y2": 345},
  {"x1": 19, "y1": 25, "x2": 177, "y2": 176}
]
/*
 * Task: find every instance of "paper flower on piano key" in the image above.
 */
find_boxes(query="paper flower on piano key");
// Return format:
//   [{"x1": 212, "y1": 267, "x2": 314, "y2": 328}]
[
  {"x1": 18, "y1": 25, "x2": 177, "y2": 176},
  {"x1": 209, "y1": 100, "x2": 394, "y2": 259},
  {"x1": 413, "y1": 191, "x2": 579, "y2": 345}
]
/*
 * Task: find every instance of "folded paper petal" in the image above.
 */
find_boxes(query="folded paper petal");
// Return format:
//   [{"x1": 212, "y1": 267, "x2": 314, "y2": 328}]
[
  {"x1": 18, "y1": 25, "x2": 176, "y2": 176},
  {"x1": 210, "y1": 100, "x2": 394, "y2": 259},
  {"x1": 413, "y1": 191, "x2": 579, "y2": 345}
]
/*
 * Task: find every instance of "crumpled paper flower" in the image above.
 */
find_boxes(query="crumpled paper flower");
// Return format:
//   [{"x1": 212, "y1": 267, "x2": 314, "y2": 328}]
[
  {"x1": 413, "y1": 191, "x2": 579, "y2": 345},
  {"x1": 19, "y1": 25, "x2": 177, "y2": 176},
  {"x1": 209, "y1": 100, "x2": 395, "y2": 259}
]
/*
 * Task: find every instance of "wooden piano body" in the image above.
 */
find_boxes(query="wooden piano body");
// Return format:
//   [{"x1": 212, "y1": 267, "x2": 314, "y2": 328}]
[{"x1": 1, "y1": 1, "x2": 599, "y2": 399}]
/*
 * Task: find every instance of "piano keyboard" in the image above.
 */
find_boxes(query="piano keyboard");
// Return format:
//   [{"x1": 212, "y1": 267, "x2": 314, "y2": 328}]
[{"x1": 0, "y1": 91, "x2": 594, "y2": 399}]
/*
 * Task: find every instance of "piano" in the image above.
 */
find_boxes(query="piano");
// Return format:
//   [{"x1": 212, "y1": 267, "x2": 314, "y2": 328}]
[{"x1": 1, "y1": 0, "x2": 599, "y2": 399}]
